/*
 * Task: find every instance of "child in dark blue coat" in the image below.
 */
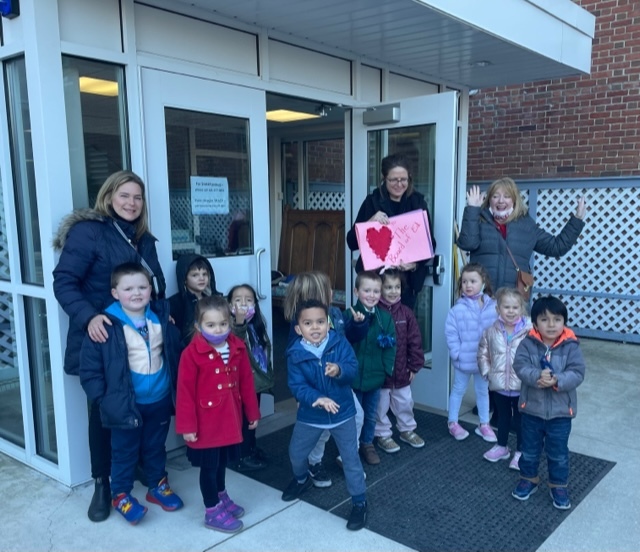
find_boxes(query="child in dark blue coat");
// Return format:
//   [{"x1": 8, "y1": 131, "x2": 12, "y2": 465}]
[
  {"x1": 80, "y1": 263, "x2": 183, "y2": 525},
  {"x1": 282, "y1": 299, "x2": 368, "y2": 531}
]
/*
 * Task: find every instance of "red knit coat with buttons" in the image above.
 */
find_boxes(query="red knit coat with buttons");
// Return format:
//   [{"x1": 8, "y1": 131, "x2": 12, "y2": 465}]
[{"x1": 176, "y1": 332, "x2": 260, "y2": 449}]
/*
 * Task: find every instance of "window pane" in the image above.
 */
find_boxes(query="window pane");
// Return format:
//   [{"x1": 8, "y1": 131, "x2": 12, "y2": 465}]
[
  {"x1": 306, "y1": 138, "x2": 344, "y2": 210},
  {"x1": 0, "y1": 169, "x2": 10, "y2": 280},
  {"x1": 0, "y1": 293, "x2": 24, "y2": 446},
  {"x1": 5, "y1": 57, "x2": 43, "y2": 285},
  {"x1": 282, "y1": 141, "x2": 299, "y2": 208},
  {"x1": 24, "y1": 297, "x2": 57, "y2": 463},
  {"x1": 166, "y1": 107, "x2": 253, "y2": 259},
  {"x1": 62, "y1": 56, "x2": 130, "y2": 207}
]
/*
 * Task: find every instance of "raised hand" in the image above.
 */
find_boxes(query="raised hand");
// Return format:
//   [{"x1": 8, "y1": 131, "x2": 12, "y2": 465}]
[
  {"x1": 466, "y1": 185, "x2": 484, "y2": 207},
  {"x1": 575, "y1": 196, "x2": 586, "y2": 219}
]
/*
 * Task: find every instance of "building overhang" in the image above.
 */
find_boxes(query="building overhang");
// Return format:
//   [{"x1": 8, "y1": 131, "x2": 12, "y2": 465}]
[{"x1": 143, "y1": 0, "x2": 595, "y2": 89}]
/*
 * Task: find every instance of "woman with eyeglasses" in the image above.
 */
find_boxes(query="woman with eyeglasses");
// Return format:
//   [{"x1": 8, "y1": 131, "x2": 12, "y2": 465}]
[{"x1": 347, "y1": 153, "x2": 436, "y2": 309}]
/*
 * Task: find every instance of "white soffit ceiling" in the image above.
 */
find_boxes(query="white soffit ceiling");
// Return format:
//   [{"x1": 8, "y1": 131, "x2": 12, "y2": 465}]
[{"x1": 141, "y1": 0, "x2": 595, "y2": 89}]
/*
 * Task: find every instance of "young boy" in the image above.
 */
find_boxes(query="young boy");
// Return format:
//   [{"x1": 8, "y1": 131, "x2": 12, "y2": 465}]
[
  {"x1": 344, "y1": 270, "x2": 396, "y2": 465},
  {"x1": 511, "y1": 295, "x2": 586, "y2": 510},
  {"x1": 80, "y1": 263, "x2": 183, "y2": 525},
  {"x1": 283, "y1": 299, "x2": 368, "y2": 531},
  {"x1": 169, "y1": 254, "x2": 220, "y2": 343},
  {"x1": 375, "y1": 269, "x2": 425, "y2": 452}
]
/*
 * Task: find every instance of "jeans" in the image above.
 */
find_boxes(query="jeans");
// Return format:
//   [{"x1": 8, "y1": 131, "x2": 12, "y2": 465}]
[
  {"x1": 289, "y1": 417, "x2": 366, "y2": 502},
  {"x1": 308, "y1": 391, "x2": 364, "y2": 465},
  {"x1": 519, "y1": 412, "x2": 571, "y2": 486},
  {"x1": 354, "y1": 388, "x2": 381, "y2": 445},
  {"x1": 448, "y1": 370, "x2": 490, "y2": 424},
  {"x1": 110, "y1": 393, "x2": 173, "y2": 496}
]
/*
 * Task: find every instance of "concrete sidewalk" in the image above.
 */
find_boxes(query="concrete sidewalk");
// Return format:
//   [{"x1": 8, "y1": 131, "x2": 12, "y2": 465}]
[{"x1": 2, "y1": 338, "x2": 638, "y2": 552}]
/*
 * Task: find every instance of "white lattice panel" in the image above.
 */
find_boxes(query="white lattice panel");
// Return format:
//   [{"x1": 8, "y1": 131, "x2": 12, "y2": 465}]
[
  {"x1": 0, "y1": 292, "x2": 17, "y2": 370},
  {"x1": 532, "y1": 186, "x2": 639, "y2": 338},
  {"x1": 307, "y1": 191, "x2": 344, "y2": 210},
  {"x1": 0, "y1": 185, "x2": 10, "y2": 280}
]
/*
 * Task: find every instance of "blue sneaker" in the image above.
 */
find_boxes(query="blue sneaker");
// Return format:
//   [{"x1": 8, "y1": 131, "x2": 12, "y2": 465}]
[
  {"x1": 512, "y1": 479, "x2": 538, "y2": 501},
  {"x1": 550, "y1": 487, "x2": 571, "y2": 510},
  {"x1": 146, "y1": 477, "x2": 184, "y2": 511},
  {"x1": 112, "y1": 493, "x2": 147, "y2": 525}
]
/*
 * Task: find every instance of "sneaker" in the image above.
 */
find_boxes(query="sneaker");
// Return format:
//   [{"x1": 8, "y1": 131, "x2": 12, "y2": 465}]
[
  {"x1": 399, "y1": 430, "x2": 425, "y2": 448},
  {"x1": 475, "y1": 424, "x2": 498, "y2": 443},
  {"x1": 146, "y1": 477, "x2": 184, "y2": 511},
  {"x1": 282, "y1": 477, "x2": 313, "y2": 501},
  {"x1": 376, "y1": 436, "x2": 400, "y2": 453},
  {"x1": 550, "y1": 487, "x2": 571, "y2": 510},
  {"x1": 359, "y1": 444, "x2": 381, "y2": 465},
  {"x1": 512, "y1": 479, "x2": 538, "y2": 501},
  {"x1": 112, "y1": 493, "x2": 147, "y2": 525},
  {"x1": 205, "y1": 502, "x2": 244, "y2": 533},
  {"x1": 483, "y1": 445, "x2": 510, "y2": 463},
  {"x1": 346, "y1": 501, "x2": 367, "y2": 531},
  {"x1": 509, "y1": 451, "x2": 522, "y2": 471},
  {"x1": 308, "y1": 462, "x2": 332, "y2": 488},
  {"x1": 218, "y1": 490, "x2": 245, "y2": 518},
  {"x1": 448, "y1": 422, "x2": 469, "y2": 441}
]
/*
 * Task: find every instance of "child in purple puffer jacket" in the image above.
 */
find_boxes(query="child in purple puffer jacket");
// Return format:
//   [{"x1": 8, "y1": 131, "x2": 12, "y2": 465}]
[{"x1": 445, "y1": 263, "x2": 498, "y2": 442}]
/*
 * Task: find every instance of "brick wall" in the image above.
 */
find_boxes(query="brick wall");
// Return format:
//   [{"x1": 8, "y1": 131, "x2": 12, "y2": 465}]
[{"x1": 467, "y1": 0, "x2": 640, "y2": 181}]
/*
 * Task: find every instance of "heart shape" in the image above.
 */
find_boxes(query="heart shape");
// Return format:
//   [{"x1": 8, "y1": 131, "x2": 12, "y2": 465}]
[{"x1": 366, "y1": 226, "x2": 393, "y2": 262}]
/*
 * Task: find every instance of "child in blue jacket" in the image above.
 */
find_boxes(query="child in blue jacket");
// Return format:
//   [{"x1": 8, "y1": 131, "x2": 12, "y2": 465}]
[
  {"x1": 282, "y1": 299, "x2": 368, "y2": 531},
  {"x1": 80, "y1": 263, "x2": 183, "y2": 525}
]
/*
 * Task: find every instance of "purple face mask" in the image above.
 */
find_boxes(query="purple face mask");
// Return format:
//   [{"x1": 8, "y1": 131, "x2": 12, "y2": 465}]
[{"x1": 200, "y1": 327, "x2": 231, "y2": 346}]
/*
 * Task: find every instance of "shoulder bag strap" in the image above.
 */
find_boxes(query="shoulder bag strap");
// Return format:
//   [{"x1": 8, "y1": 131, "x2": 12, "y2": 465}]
[{"x1": 112, "y1": 221, "x2": 160, "y2": 296}]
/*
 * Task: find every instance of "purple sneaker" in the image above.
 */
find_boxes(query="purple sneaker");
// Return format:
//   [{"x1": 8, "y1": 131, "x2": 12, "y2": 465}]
[
  {"x1": 218, "y1": 489, "x2": 245, "y2": 518},
  {"x1": 475, "y1": 424, "x2": 498, "y2": 443},
  {"x1": 448, "y1": 422, "x2": 469, "y2": 441},
  {"x1": 205, "y1": 502, "x2": 244, "y2": 533},
  {"x1": 483, "y1": 445, "x2": 510, "y2": 462},
  {"x1": 509, "y1": 451, "x2": 522, "y2": 471}
]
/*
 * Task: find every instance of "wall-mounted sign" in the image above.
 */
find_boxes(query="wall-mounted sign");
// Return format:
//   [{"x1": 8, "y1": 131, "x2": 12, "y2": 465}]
[{"x1": 190, "y1": 176, "x2": 229, "y2": 215}]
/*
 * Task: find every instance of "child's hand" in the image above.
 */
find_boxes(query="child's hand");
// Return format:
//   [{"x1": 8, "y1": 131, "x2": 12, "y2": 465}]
[
  {"x1": 312, "y1": 397, "x2": 340, "y2": 414},
  {"x1": 325, "y1": 362, "x2": 341, "y2": 378},
  {"x1": 349, "y1": 307, "x2": 365, "y2": 322},
  {"x1": 248, "y1": 420, "x2": 259, "y2": 430},
  {"x1": 182, "y1": 433, "x2": 197, "y2": 442},
  {"x1": 409, "y1": 371, "x2": 416, "y2": 382},
  {"x1": 233, "y1": 305, "x2": 248, "y2": 324}
]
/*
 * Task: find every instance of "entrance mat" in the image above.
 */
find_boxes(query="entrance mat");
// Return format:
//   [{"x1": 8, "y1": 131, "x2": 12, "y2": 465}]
[{"x1": 232, "y1": 409, "x2": 615, "y2": 552}]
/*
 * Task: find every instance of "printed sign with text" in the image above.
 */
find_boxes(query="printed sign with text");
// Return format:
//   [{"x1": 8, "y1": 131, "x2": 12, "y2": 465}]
[{"x1": 190, "y1": 176, "x2": 229, "y2": 215}]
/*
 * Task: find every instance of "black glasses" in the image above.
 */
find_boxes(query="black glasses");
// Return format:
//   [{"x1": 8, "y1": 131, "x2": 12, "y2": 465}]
[{"x1": 386, "y1": 177, "x2": 409, "y2": 185}]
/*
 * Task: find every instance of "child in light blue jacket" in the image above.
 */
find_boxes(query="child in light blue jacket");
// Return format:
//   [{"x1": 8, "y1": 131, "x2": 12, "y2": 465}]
[{"x1": 445, "y1": 263, "x2": 498, "y2": 442}]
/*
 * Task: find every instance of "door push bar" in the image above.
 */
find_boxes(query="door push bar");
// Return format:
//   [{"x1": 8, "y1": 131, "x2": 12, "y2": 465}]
[{"x1": 425, "y1": 254, "x2": 444, "y2": 286}]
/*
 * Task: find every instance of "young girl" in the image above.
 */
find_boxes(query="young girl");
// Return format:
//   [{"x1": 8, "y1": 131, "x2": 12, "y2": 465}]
[
  {"x1": 445, "y1": 263, "x2": 498, "y2": 442},
  {"x1": 478, "y1": 288, "x2": 531, "y2": 469},
  {"x1": 227, "y1": 284, "x2": 274, "y2": 472},
  {"x1": 374, "y1": 269, "x2": 425, "y2": 452},
  {"x1": 283, "y1": 271, "x2": 366, "y2": 486},
  {"x1": 175, "y1": 296, "x2": 260, "y2": 533}
]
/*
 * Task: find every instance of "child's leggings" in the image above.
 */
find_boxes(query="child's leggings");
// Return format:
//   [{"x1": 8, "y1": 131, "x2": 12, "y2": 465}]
[
  {"x1": 448, "y1": 369, "x2": 490, "y2": 424},
  {"x1": 308, "y1": 391, "x2": 364, "y2": 465},
  {"x1": 199, "y1": 456, "x2": 227, "y2": 508},
  {"x1": 493, "y1": 392, "x2": 521, "y2": 449}
]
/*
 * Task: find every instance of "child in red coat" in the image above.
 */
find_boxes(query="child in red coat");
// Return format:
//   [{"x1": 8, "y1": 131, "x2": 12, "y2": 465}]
[{"x1": 176, "y1": 296, "x2": 260, "y2": 533}]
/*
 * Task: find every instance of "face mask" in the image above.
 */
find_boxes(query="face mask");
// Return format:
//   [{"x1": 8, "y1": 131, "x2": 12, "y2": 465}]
[
  {"x1": 200, "y1": 328, "x2": 231, "y2": 346},
  {"x1": 232, "y1": 305, "x2": 256, "y2": 322},
  {"x1": 490, "y1": 207, "x2": 514, "y2": 222}
]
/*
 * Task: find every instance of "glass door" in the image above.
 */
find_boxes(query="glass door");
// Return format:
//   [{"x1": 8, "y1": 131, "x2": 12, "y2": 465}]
[
  {"x1": 350, "y1": 92, "x2": 458, "y2": 411},
  {"x1": 141, "y1": 70, "x2": 272, "y2": 426}
]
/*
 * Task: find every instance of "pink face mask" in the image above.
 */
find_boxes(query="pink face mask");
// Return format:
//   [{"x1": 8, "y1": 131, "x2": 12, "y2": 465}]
[{"x1": 232, "y1": 305, "x2": 256, "y2": 322}]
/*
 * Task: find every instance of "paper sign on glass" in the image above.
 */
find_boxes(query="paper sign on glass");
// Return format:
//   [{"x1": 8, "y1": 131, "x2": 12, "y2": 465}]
[{"x1": 355, "y1": 209, "x2": 434, "y2": 270}]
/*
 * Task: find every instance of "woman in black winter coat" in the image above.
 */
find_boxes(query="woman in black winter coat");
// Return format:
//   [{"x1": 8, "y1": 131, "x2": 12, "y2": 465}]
[
  {"x1": 346, "y1": 153, "x2": 436, "y2": 310},
  {"x1": 53, "y1": 170, "x2": 165, "y2": 523}
]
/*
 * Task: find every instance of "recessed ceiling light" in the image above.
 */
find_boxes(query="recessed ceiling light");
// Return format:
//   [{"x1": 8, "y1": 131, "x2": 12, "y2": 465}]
[
  {"x1": 79, "y1": 77, "x2": 119, "y2": 96},
  {"x1": 266, "y1": 109, "x2": 321, "y2": 123}
]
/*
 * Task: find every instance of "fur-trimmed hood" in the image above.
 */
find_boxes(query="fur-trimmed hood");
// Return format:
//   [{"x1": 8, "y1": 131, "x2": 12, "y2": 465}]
[{"x1": 52, "y1": 209, "x2": 106, "y2": 251}]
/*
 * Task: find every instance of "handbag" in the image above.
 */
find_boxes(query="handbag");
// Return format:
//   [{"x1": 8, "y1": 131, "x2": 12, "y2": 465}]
[{"x1": 504, "y1": 242, "x2": 534, "y2": 301}]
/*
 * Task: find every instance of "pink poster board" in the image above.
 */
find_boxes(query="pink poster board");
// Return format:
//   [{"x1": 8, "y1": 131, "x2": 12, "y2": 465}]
[{"x1": 355, "y1": 209, "x2": 434, "y2": 270}]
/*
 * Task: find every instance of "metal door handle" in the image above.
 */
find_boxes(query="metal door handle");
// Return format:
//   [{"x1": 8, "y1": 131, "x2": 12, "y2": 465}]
[{"x1": 256, "y1": 248, "x2": 267, "y2": 299}]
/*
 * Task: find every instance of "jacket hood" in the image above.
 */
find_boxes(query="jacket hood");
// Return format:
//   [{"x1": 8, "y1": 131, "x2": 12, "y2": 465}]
[
  {"x1": 528, "y1": 326, "x2": 577, "y2": 348},
  {"x1": 175, "y1": 254, "x2": 218, "y2": 296},
  {"x1": 286, "y1": 329, "x2": 341, "y2": 363},
  {"x1": 52, "y1": 209, "x2": 106, "y2": 251}
]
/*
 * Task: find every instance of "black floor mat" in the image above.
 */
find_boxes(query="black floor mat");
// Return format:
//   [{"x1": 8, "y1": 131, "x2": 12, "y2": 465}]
[{"x1": 232, "y1": 410, "x2": 615, "y2": 552}]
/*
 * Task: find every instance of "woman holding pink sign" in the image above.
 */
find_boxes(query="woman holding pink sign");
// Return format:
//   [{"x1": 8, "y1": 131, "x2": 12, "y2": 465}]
[{"x1": 347, "y1": 154, "x2": 436, "y2": 309}]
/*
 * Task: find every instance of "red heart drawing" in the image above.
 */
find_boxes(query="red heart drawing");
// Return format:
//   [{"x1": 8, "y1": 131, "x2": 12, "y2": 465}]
[{"x1": 366, "y1": 226, "x2": 393, "y2": 261}]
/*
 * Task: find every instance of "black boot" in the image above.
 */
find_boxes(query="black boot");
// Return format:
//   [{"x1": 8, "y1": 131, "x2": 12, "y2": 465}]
[{"x1": 87, "y1": 477, "x2": 111, "y2": 522}]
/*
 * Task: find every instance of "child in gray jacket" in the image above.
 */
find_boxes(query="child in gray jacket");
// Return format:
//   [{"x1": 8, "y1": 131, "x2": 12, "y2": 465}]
[{"x1": 511, "y1": 296, "x2": 586, "y2": 510}]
